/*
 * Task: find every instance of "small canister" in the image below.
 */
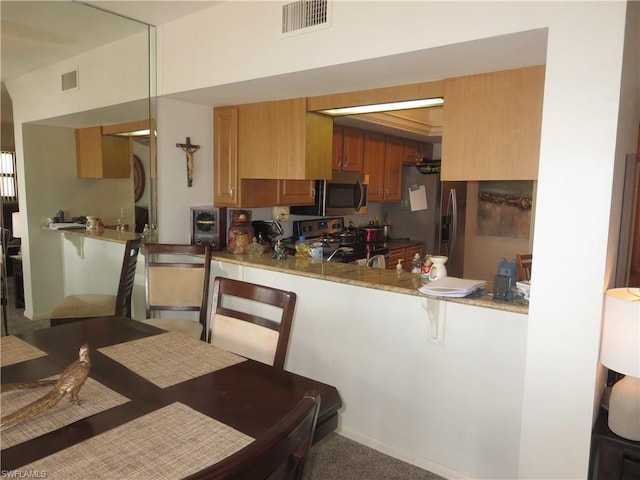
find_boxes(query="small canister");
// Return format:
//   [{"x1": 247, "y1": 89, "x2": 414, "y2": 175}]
[{"x1": 309, "y1": 242, "x2": 323, "y2": 263}]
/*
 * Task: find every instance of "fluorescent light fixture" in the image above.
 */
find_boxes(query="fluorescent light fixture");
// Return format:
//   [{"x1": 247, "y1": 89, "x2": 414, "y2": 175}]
[
  {"x1": 320, "y1": 98, "x2": 444, "y2": 116},
  {"x1": 111, "y1": 129, "x2": 150, "y2": 137}
]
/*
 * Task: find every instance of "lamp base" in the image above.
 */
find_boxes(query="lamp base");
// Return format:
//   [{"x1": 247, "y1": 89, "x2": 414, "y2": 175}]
[{"x1": 608, "y1": 375, "x2": 640, "y2": 441}]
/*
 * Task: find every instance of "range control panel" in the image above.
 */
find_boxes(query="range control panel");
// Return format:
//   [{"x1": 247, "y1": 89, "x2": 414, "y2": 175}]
[{"x1": 293, "y1": 217, "x2": 345, "y2": 239}]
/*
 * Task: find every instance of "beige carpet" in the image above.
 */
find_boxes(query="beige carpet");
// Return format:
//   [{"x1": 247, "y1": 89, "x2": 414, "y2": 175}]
[{"x1": 304, "y1": 433, "x2": 444, "y2": 480}]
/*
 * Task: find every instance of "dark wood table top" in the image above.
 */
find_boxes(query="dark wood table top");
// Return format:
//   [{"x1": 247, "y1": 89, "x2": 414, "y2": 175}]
[{"x1": 1, "y1": 317, "x2": 342, "y2": 473}]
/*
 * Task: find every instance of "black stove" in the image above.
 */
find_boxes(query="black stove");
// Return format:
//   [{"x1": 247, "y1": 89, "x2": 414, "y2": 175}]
[{"x1": 286, "y1": 217, "x2": 388, "y2": 263}]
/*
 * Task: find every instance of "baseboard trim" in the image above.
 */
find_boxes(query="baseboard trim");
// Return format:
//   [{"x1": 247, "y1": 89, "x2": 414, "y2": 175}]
[{"x1": 336, "y1": 426, "x2": 472, "y2": 480}]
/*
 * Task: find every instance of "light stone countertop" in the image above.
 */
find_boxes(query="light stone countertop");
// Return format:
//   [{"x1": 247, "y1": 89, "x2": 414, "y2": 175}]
[
  {"x1": 43, "y1": 226, "x2": 141, "y2": 244},
  {"x1": 211, "y1": 250, "x2": 528, "y2": 315}
]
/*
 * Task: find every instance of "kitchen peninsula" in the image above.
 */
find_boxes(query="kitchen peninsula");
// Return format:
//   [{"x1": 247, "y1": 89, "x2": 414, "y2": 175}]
[
  {"x1": 209, "y1": 249, "x2": 528, "y2": 479},
  {"x1": 210, "y1": 250, "x2": 527, "y2": 315}
]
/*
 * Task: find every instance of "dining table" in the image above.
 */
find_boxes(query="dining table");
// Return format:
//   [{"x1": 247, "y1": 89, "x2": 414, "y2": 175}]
[{"x1": 0, "y1": 316, "x2": 342, "y2": 479}]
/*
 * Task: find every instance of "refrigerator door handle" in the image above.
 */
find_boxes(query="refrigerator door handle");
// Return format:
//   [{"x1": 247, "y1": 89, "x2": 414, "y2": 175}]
[{"x1": 448, "y1": 189, "x2": 457, "y2": 259}]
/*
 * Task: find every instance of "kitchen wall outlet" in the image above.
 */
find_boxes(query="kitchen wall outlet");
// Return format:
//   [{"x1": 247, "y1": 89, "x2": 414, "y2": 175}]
[{"x1": 272, "y1": 206, "x2": 290, "y2": 222}]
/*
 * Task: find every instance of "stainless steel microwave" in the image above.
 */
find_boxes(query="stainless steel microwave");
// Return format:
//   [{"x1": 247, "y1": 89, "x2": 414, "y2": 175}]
[{"x1": 290, "y1": 172, "x2": 369, "y2": 216}]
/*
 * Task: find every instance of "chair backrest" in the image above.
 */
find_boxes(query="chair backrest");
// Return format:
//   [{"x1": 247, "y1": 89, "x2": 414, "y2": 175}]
[
  {"x1": 144, "y1": 243, "x2": 212, "y2": 338},
  {"x1": 210, "y1": 277, "x2": 296, "y2": 369},
  {"x1": 516, "y1": 253, "x2": 532, "y2": 282},
  {"x1": 185, "y1": 391, "x2": 320, "y2": 480},
  {"x1": 114, "y1": 238, "x2": 142, "y2": 318}
]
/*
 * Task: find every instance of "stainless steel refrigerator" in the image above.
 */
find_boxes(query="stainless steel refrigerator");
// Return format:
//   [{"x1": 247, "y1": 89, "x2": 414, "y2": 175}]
[{"x1": 381, "y1": 166, "x2": 467, "y2": 277}]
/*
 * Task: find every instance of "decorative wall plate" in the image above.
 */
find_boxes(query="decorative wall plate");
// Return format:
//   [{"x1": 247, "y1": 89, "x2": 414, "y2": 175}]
[{"x1": 133, "y1": 154, "x2": 145, "y2": 202}]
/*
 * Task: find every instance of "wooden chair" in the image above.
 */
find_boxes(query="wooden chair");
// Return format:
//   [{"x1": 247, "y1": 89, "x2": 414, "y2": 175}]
[
  {"x1": 142, "y1": 243, "x2": 212, "y2": 341},
  {"x1": 185, "y1": 391, "x2": 320, "y2": 480},
  {"x1": 209, "y1": 276, "x2": 296, "y2": 369},
  {"x1": 50, "y1": 238, "x2": 141, "y2": 326},
  {"x1": 516, "y1": 253, "x2": 532, "y2": 281}
]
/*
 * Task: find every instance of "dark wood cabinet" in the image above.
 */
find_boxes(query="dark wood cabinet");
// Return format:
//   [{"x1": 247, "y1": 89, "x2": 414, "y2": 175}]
[{"x1": 589, "y1": 407, "x2": 640, "y2": 479}]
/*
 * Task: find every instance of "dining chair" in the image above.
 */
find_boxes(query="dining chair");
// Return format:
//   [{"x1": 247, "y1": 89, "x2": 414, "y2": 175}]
[
  {"x1": 209, "y1": 276, "x2": 296, "y2": 369},
  {"x1": 141, "y1": 243, "x2": 212, "y2": 341},
  {"x1": 516, "y1": 253, "x2": 532, "y2": 281},
  {"x1": 185, "y1": 391, "x2": 320, "y2": 480},
  {"x1": 49, "y1": 238, "x2": 141, "y2": 326}
]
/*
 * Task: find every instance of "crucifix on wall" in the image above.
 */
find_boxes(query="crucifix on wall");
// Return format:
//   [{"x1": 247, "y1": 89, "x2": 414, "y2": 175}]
[{"x1": 176, "y1": 137, "x2": 201, "y2": 187}]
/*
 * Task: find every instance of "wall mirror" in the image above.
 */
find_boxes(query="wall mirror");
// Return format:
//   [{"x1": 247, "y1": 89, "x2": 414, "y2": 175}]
[
  {"x1": 1, "y1": 1, "x2": 156, "y2": 319},
  {"x1": 2, "y1": 1, "x2": 156, "y2": 233}
]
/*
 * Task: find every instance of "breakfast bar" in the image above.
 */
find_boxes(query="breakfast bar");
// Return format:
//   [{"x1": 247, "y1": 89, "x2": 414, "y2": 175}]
[
  {"x1": 208, "y1": 250, "x2": 529, "y2": 479},
  {"x1": 208, "y1": 250, "x2": 528, "y2": 315}
]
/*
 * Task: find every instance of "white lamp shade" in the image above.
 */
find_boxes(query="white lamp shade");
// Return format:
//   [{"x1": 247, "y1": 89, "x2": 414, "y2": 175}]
[
  {"x1": 11, "y1": 211, "x2": 22, "y2": 239},
  {"x1": 600, "y1": 288, "x2": 640, "y2": 378}
]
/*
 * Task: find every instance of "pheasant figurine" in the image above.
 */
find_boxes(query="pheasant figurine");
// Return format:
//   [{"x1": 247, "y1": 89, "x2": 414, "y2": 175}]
[{"x1": 1, "y1": 343, "x2": 91, "y2": 430}]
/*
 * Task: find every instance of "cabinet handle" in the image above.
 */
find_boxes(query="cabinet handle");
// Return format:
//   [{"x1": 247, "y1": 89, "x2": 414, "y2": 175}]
[
  {"x1": 311, "y1": 187, "x2": 316, "y2": 198},
  {"x1": 344, "y1": 157, "x2": 348, "y2": 168}
]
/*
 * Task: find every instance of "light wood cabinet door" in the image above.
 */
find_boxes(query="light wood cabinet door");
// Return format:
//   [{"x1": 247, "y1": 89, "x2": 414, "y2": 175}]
[
  {"x1": 402, "y1": 139, "x2": 420, "y2": 165},
  {"x1": 363, "y1": 132, "x2": 386, "y2": 202},
  {"x1": 213, "y1": 107, "x2": 239, "y2": 207},
  {"x1": 238, "y1": 98, "x2": 332, "y2": 180},
  {"x1": 332, "y1": 127, "x2": 344, "y2": 171},
  {"x1": 341, "y1": 127, "x2": 364, "y2": 173},
  {"x1": 333, "y1": 126, "x2": 364, "y2": 173},
  {"x1": 441, "y1": 65, "x2": 544, "y2": 181},
  {"x1": 278, "y1": 180, "x2": 315, "y2": 205},
  {"x1": 76, "y1": 127, "x2": 130, "y2": 179},
  {"x1": 384, "y1": 137, "x2": 403, "y2": 202}
]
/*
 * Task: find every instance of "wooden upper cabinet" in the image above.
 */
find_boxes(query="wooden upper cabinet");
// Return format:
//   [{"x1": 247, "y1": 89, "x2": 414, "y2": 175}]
[
  {"x1": 278, "y1": 180, "x2": 315, "y2": 205},
  {"x1": 363, "y1": 132, "x2": 386, "y2": 202},
  {"x1": 214, "y1": 107, "x2": 239, "y2": 207},
  {"x1": 363, "y1": 132, "x2": 402, "y2": 203},
  {"x1": 237, "y1": 98, "x2": 332, "y2": 180},
  {"x1": 383, "y1": 136, "x2": 403, "y2": 202},
  {"x1": 403, "y1": 140, "x2": 433, "y2": 165},
  {"x1": 76, "y1": 126, "x2": 131, "y2": 179},
  {"x1": 333, "y1": 126, "x2": 364, "y2": 173},
  {"x1": 441, "y1": 65, "x2": 545, "y2": 181}
]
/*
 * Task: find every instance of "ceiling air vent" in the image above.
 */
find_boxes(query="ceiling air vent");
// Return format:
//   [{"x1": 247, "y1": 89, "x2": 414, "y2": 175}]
[
  {"x1": 282, "y1": 0, "x2": 330, "y2": 37},
  {"x1": 61, "y1": 69, "x2": 78, "y2": 92}
]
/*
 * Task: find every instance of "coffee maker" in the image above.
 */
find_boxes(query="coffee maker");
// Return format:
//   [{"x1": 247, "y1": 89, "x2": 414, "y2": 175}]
[{"x1": 252, "y1": 220, "x2": 284, "y2": 250}]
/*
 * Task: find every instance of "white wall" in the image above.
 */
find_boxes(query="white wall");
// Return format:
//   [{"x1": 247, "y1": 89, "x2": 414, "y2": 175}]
[
  {"x1": 156, "y1": 98, "x2": 213, "y2": 243},
  {"x1": 154, "y1": 2, "x2": 638, "y2": 479}
]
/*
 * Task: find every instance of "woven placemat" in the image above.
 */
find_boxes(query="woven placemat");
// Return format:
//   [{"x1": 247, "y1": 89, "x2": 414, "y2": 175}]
[
  {"x1": 1, "y1": 376, "x2": 130, "y2": 448},
  {"x1": 1, "y1": 336, "x2": 47, "y2": 367},
  {"x1": 98, "y1": 331, "x2": 246, "y2": 388},
  {"x1": 16, "y1": 402, "x2": 254, "y2": 480}
]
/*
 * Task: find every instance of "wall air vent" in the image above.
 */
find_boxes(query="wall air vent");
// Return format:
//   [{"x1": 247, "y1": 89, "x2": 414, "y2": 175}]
[
  {"x1": 282, "y1": 0, "x2": 330, "y2": 37},
  {"x1": 61, "y1": 69, "x2": 78, "y2": 92}
]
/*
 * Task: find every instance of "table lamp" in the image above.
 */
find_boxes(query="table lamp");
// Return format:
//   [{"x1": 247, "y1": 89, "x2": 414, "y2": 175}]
[{"x1": 600, "y1": 287, "x2": 640, "y2": 440}]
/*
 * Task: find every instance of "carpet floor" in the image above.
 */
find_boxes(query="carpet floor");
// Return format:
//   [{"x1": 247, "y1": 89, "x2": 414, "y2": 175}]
[{"x1": 304, "y1": 433, "x2": 444, "y2": 480}]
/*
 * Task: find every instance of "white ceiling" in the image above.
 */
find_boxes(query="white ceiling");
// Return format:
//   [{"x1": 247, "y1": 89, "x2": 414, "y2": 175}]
[{"x1": 1, "y1": 1, "x2": 218, "y2": 84}]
